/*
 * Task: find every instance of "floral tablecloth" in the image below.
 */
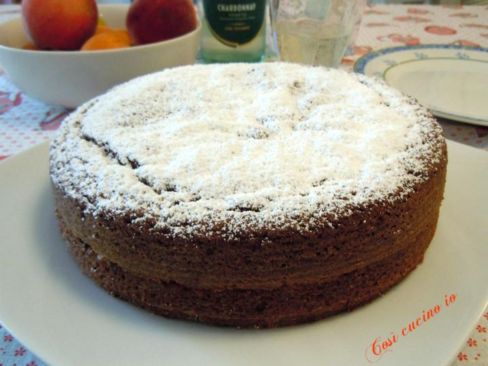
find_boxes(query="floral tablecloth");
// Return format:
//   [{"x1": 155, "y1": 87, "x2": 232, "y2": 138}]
[{"x1": 0, "y1": 4, "x2": 487, "y2": 366}]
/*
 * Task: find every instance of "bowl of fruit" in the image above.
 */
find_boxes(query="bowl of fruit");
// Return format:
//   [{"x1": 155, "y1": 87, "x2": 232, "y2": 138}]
[{"x1": 0, "y1": 0, "x2": 201, "y2": 108}]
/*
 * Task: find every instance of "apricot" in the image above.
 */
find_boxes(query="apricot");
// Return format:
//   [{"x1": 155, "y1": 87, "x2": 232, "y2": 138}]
[
  {"x1": 22, "y1": 0, "x2": 98, "y2": 51},
  {"x1": 81, "y1": 29, "x2": 132, "y2": 51},
  {"x1": 21, "y1": 42, "x2": 40, "y2": 50},
  {"x1": 95, "y1": 25, "x2": 113, "y2": 35},
  {"x1": 127, "y1": 0, "x2": 197, "y2": 45}
]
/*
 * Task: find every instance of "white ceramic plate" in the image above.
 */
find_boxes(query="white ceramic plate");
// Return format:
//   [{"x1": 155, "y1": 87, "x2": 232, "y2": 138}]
[
  {"x1": 354, "y1": 45, "x2": 488, "y2": 126},
  {"x1": 0, "y1": 142, "x2": 487, "y2": 366}
]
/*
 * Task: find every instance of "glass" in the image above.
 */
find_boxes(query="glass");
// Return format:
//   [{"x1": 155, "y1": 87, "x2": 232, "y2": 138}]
[{"x1": 269, "y1": 0, "x2": 366, "y2": 67}]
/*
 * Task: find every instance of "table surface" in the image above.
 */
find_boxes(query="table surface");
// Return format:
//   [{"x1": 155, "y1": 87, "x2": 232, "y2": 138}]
[{"x1": 0, "y1": 4, "x2": 487, "y2": 366}]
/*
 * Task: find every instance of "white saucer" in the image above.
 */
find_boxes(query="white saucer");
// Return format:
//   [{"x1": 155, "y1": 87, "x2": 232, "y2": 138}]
[
  {"x1": 354, "y1": 45, "x2": 488, "y2": 126},
  {"x1": 0, "y1": 142, "x2": 487, "y2": 366}
]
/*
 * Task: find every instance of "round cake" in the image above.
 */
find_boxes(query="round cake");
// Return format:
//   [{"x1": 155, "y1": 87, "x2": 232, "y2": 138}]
[{"x1": 50, "y1": 62, "x2": 447, "y2": 328}]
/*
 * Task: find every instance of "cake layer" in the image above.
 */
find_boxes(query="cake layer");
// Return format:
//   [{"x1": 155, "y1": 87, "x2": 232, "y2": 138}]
[{"x1": 64, "y1": 221, "x2": 435, "y2": 328}]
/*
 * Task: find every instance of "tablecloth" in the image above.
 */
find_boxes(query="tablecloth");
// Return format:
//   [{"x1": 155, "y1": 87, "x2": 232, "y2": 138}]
[{"x1": 0, "y1": 4, "x2": 487, "y2": 365}]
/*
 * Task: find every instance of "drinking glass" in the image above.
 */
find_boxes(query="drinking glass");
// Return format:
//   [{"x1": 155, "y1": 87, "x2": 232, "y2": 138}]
[{"x1": 270, "y1": 0, "x2": 365, "y2": 67}]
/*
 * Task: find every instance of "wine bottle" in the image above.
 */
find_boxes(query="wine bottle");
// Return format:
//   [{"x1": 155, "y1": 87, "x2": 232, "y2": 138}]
[{"x1": 200, "y1": 0, "x2": 266, "y2": 62}]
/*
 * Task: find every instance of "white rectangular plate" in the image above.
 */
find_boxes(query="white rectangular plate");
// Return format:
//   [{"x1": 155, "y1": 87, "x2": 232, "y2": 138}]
[{"x1": 0, "y1": 141, "x2": 487, "y2": 366}]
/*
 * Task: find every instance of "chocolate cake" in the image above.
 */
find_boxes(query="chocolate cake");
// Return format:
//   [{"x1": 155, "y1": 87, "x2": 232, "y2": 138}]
[{"x1": 50, "y1": 63, "x2": 447, "y2": 328}]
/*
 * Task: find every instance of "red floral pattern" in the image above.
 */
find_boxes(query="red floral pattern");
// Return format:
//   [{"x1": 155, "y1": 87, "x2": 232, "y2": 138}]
[
  {"x1": 39, "y1": 109, "x2": 69, "y2": 131},
  {"x1": 2, "y1": 336, "x2": 12, "y2": 343},
  {"x1": 424, "y1": 25, "x2": 457, "y2": 35},
  {"x1": 0, "y1": 91, "x2": 22, "y2": 115},
  {"x1": 450, "y1": 39, "x2": 480, "y2": 47},
  {"x1": 13, "y1": 347, "x2": 26, "y2": 357},
  {"x1": 0, "y1": 330, "x2": 43, "y2": 365},
  {"x1": 467, "y1": 338, "x2": 478, "y2": 347},
  {"x1": 377, "y1": 33, "x2": 421, "y2": 45}
]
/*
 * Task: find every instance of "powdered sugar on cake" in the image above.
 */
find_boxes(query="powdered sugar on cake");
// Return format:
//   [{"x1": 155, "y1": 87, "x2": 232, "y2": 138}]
[{"x1": 50, "y1": 63, "x2": 445, "y2": 239}]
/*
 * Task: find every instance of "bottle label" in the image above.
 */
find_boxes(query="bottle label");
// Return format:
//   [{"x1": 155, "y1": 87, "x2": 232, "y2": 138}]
[{"x1": 204, "y1": 0, "x2": 265, "y2": 47}]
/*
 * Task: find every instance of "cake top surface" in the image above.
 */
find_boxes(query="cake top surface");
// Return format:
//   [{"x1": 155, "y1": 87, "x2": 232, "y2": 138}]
[{"x1": 50, "y1": 62, "x2": 445, "y2": 240}]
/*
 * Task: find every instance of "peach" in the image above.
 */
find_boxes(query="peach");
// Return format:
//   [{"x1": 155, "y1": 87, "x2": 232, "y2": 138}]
[
  {"x1": 22, "y1": 0, "x2": 98, "y2": 50},
  {"x1": 127, "y1": 0, "x2": 197, "y2": 45}
]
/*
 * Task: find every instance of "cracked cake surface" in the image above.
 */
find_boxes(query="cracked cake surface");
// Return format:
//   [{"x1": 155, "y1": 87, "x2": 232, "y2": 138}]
[
  {"x1": 50, "y1": 62, "x2": 444, "y2": 240},
  {"x1": 50, "y1": 63, "x2": 447, "y2": 327}
]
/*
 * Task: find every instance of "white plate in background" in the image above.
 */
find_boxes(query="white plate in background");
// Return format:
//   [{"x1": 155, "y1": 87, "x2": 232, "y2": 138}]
[{"x1": 355, "y1": 45, "x2": 488, "y2": 126}]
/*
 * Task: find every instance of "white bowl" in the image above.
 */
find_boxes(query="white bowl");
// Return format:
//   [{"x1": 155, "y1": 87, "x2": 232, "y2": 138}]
[{"x1": 0, "y1": 4, "x2": 201, "y2": 108}]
